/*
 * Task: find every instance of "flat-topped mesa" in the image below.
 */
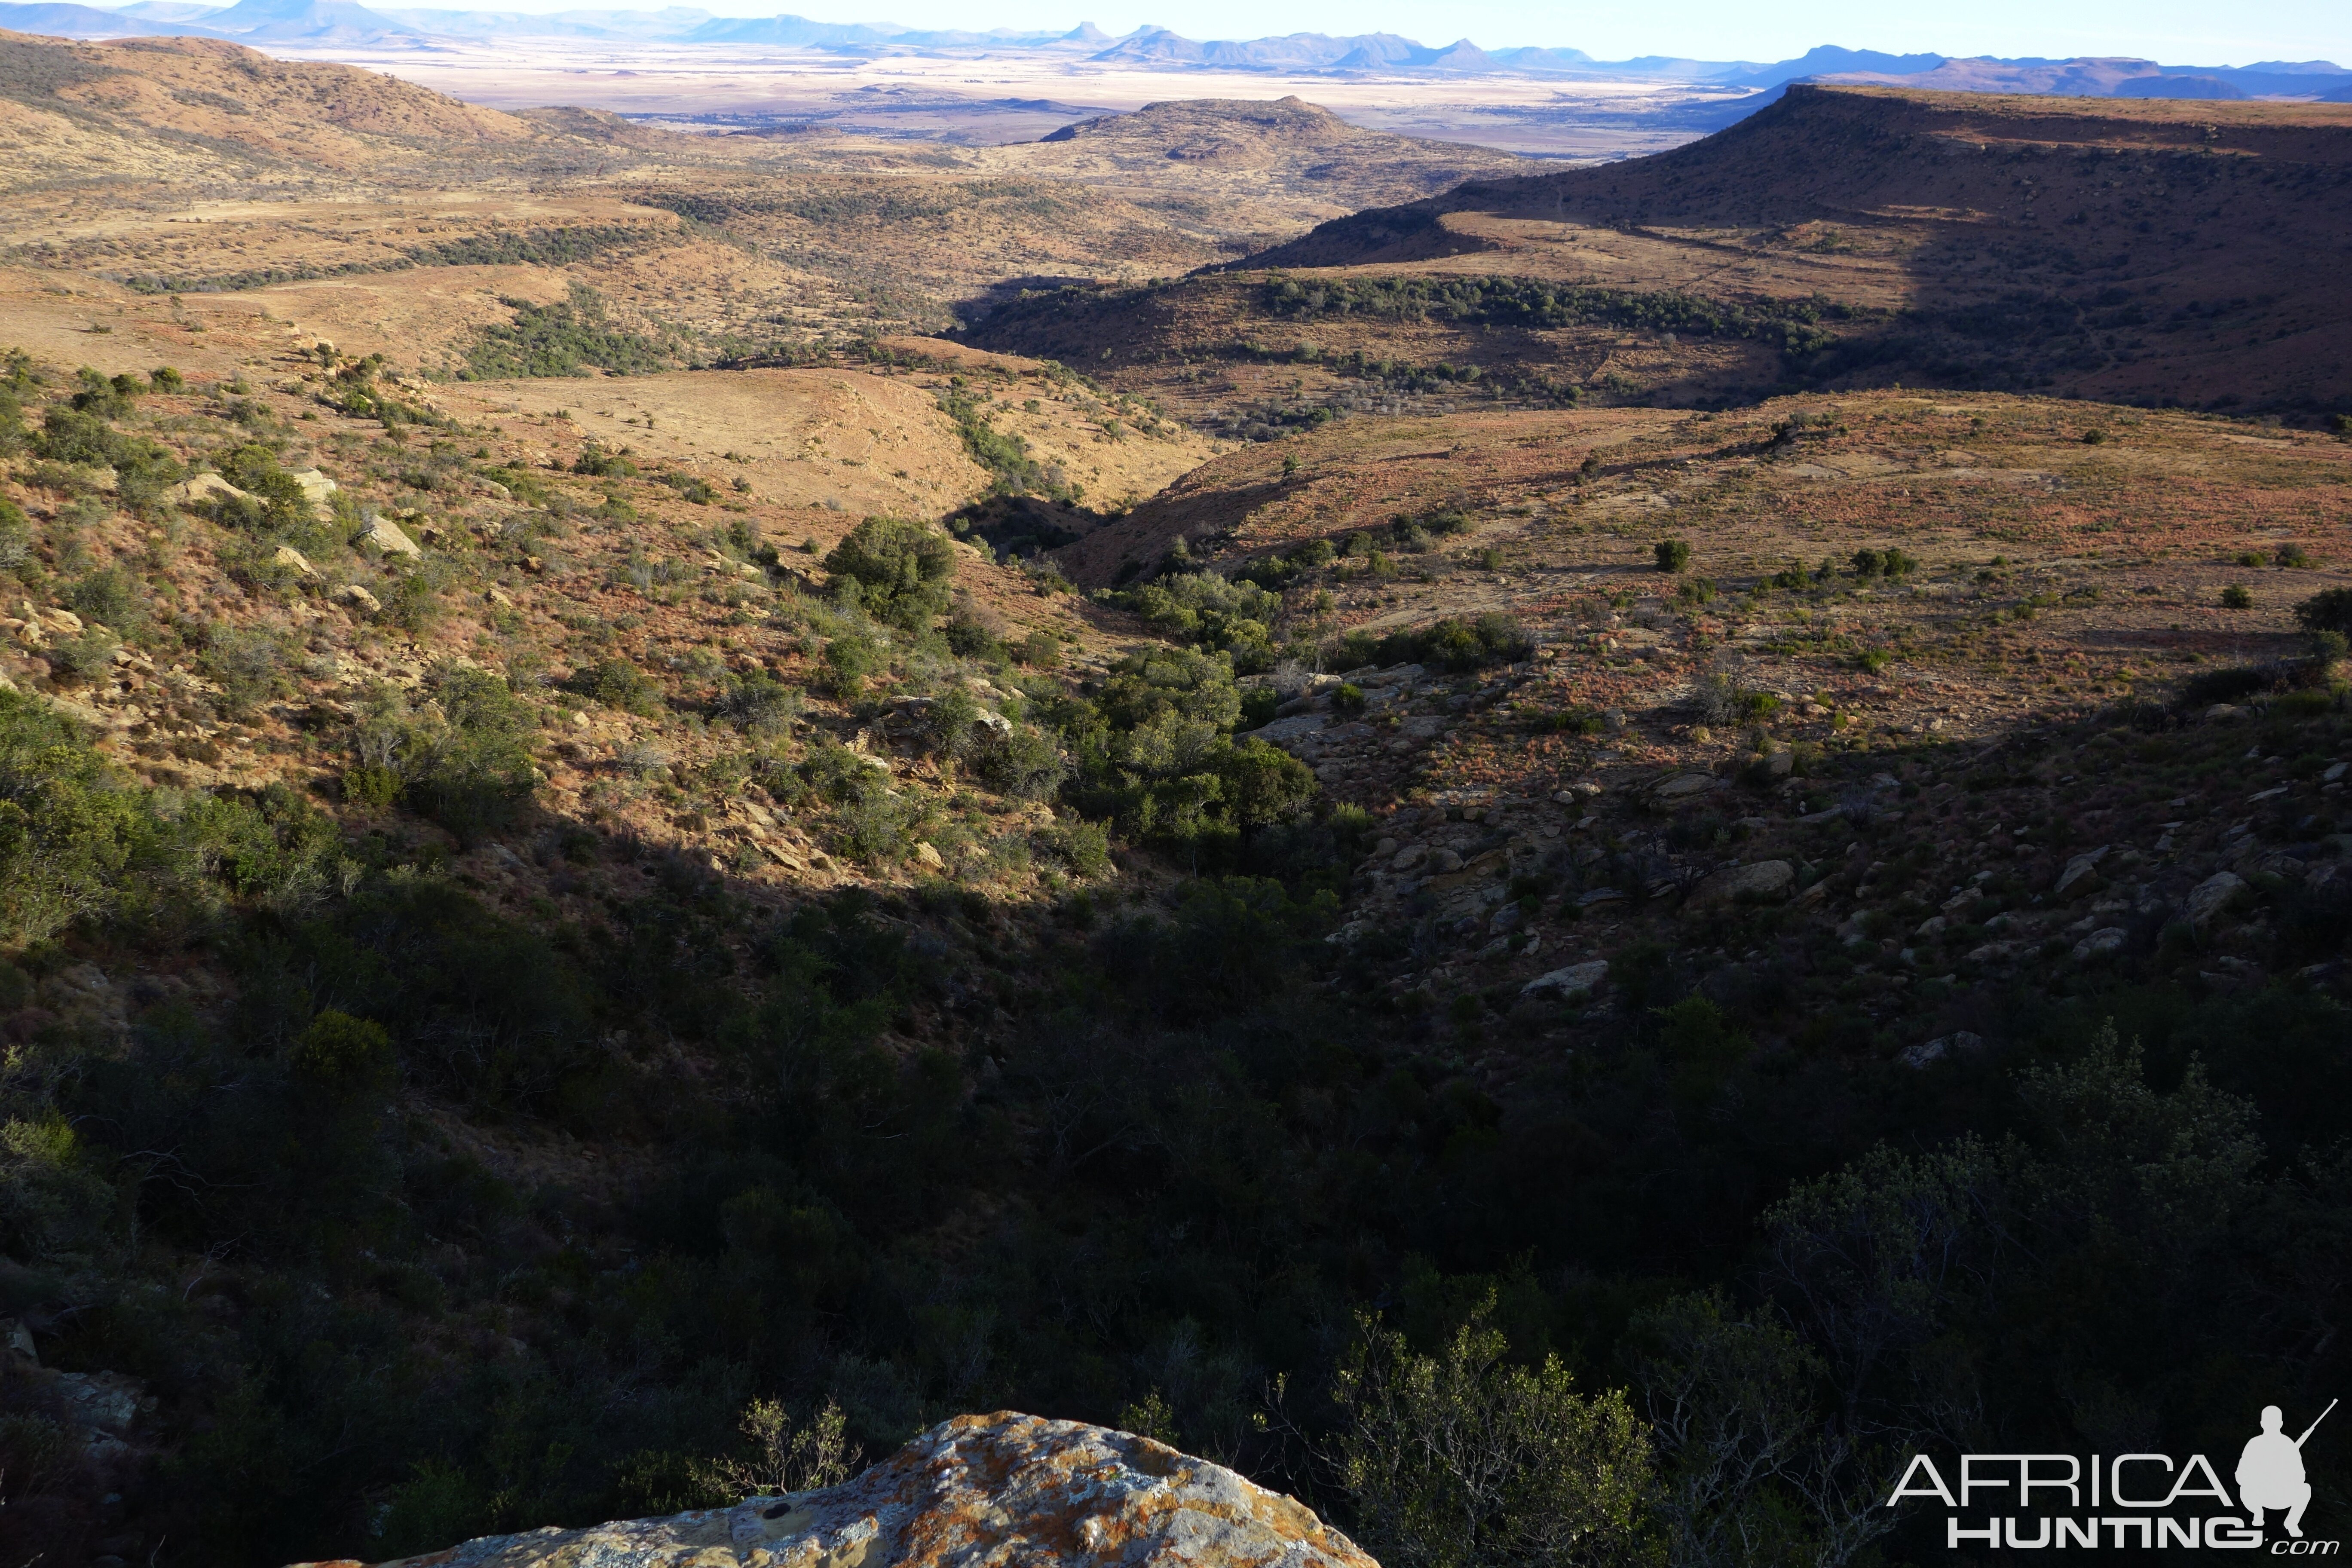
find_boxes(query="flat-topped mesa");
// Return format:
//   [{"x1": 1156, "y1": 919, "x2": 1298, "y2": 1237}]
[{"x1": 296, "y1": 1412, "x2": 1378, "y2": 1568}]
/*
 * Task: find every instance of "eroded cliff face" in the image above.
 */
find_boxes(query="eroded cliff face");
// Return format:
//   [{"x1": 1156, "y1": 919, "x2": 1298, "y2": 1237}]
[{"x1": 294, "y1": 1413, "x2": 1376, "y2": 1568}]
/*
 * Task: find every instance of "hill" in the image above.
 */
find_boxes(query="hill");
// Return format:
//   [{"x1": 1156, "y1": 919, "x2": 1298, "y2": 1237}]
[{"x1": 969, "y1": 86, "x2": 2352, "y2": 421}]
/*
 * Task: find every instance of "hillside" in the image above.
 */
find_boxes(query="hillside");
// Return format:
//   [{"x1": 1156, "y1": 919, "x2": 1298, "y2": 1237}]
[
  {"x1": 971, "y1": 86, "x2": 2352, "y2": 420},
  {"x1": 0, "y1": 31, "x2": 1528, "y2": 348},
  {"x1": 5, "y1": 29, "x2": 2352, "y2": 1568}
]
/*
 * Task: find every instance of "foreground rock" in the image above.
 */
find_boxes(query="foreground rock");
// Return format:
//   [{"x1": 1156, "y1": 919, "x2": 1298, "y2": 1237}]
[{"x1": 309, "y1": 1412, "x2": 1376, "y2": 1568}]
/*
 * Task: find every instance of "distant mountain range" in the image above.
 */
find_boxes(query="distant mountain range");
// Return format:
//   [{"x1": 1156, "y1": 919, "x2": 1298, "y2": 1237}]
[{"x1": 4, "y1": 0, "x2": 2349, "y2": 105}]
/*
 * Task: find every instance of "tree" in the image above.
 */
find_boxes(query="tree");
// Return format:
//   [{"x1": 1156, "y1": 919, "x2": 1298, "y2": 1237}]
[
  {"x1": 1333, "y1": 1299, "x2": 1660, "y2": 1568},
  {"x1": 824, "y1": 516, "x2": 958, "y2": 630},
  {"x1": 2294, "y1": 586, "x2": 2352, "y2": 637},
  {"x1": 1212, "y1": 738, "x2": 1317, "y2": 835}
]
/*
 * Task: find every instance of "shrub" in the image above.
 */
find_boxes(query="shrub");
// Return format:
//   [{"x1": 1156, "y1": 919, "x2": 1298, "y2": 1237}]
[
  {"x1": 1014, "y1": 630, "x2": 1063, "y2": 668},
  {"x1": 1332, "y1": 1301, "x2": 1658, "y2": 1568},
  {"x1": 0, "y1": 498, "x2": 29, "y2": 573},
  {"x1": 943, "y1": 609, "x2": 1004, "y2": 660},
  {"x1": 464, "y1": 283, "x2": 670, "y2": 379},
  {"x1": 1332, "y1": 682, "x2": 1367, "y2": 716},
  {"x1": 2181, "y1": 665, "x2": 2271, "y2": 707},
  {"x1": 1417, "y1": 613, "x2": 1533, "y2": 672},
  {"x1": 2294, "y1": 587, "x2": 2352, "y2": 637},
  {"x1": 972, "y1": 723, "x2": 1067, "y2": 799},
  {"x1": 290, "y1": 1011, "x2": 397, "y2": 1100},
  {"x1": 572, "y1": 441, "x2": 638, "y2": 478},
  {"x1": 1850, "y1": 547, "x2": 1915, "y2": 578},
  {"x1": 1033, "y1": 817, "x2": 1111, "y2": 877},
  {"x1": 1654, "y1": 539, "x2": 1691, "y2": 573},
  {"x1": 2276, "y1": 543, "x2": 2315, "y2": 569},
  {"x1": 714, "y1": 670, "x2": 797, "y2": 735},
  {"x1": 823, "y1": 517, "x2": 957, "y2": 630},
  {"x1": 201, "y1": 625, "x2": 287, "y2": 714},
  {"x1": 570, "y1": 657, "x2": 663, "y2": 716},
  {"x1": 821, "y1": 634, "x2": 879, "y2": 698},
  {"x1": 64, "y1": 567, "x2": 144, "y2": 631},
  {"x1": 414, "y1": 672, "x2": 539, "y2": 839},
  {"x1": 2221, "y1": 583, "x2": 2254, "y2": 610},
  {"x1": 1111, "y1": 573, "x2": 1280, "y2": 669}
]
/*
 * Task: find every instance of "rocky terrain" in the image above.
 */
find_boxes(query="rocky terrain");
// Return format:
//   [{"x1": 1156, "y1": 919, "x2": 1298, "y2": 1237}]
[
  {"x1": 2, "y1": 30, "x2": 2349, "y2": 1568},
  {"x1": 300, "y1": 1413, "x2": 1377, "y2": 1568}
]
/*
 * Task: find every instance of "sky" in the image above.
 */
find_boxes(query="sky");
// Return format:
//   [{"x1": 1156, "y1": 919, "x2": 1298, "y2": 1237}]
[{"x1": 407, "y1": 0, "x2": 2351, "y2": 64}]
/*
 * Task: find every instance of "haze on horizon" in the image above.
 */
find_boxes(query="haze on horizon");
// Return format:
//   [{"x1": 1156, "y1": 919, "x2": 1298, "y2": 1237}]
[{"x1": 221, "y1": 0, "x2": 2349, "y2": 70}]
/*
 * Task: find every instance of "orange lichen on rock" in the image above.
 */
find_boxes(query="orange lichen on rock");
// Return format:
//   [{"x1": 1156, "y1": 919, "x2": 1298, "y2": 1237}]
[{"x1": 311, "y1": 1413, "x2": 1376, "y2": 1568}]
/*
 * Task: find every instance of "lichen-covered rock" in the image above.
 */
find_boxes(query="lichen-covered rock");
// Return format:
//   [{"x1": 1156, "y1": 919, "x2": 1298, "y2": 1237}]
[
  {"x1": 1686, "y1": 859, "x2": 1793, "y2": 906},
  {"x1": 311, "y1": 1413, "x2": 1376, "y2": 1568}
]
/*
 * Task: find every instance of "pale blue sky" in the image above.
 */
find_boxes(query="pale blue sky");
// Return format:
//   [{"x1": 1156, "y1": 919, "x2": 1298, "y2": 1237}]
[{"x1": 576, "y1": 0, "x2": 2349, "y2": 64}]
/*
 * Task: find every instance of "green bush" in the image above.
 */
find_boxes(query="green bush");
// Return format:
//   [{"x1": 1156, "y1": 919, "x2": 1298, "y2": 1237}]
[
  {"x1": 1013, "y1": 630, "x2": 1063, "y2": 669},
  {"x1": 2294, "y1": 587, "x2": 2352, "y2": 637},
  {"x1": 570, "y1": 657, "x2": 663, "y2": 716},
  {"x1": 64, "y1": 567, "x2": 145, "y2": 631},
  {"x1": 1033, "y1": 817, "x2": 1110, "y2": 877},
  {"x1": 973, "y1": 723, "x2": 1067, "y2": 800},
  {"x1": 821, "y1": 634, "x2": 879, "y2": 698},
  {"x1": 0, "y1": 498, "x2": 29, "y2": 573},
  {"x1": 290, "y1": 1011, "x2": 397, "y2": 1100},
  {"x1": 201, "y1": 625, "x2": 288, "y2": 714},
  {"x1": 714, "y1": 670, "x2": 797, "y2": 735},
  {"x1": 1333, "y1": 1300, "x2": 1658, "y2": 1568},
  {"x1": 1654, "y1": 538, "x2": 1691, "y2": 573},
  {"x1": 1849, "y1": 547, "x2": 1916, "y2": 578},
  {"x1": 572, "y1": 441, "x2": 639, "y2": 479},
  {"x1": 464, "y1": 284, "x2": 671, "y2": 379},
  {"x1": 2221, "y1": 583, "x2": 2254, "y2": 610},
  {"x1": 943, "y1": 610, "x2": 1004, "y2": 660},
  {"x1": 1332, "y1": 682, "x2": 1367, "y2": 716},
  {"x1": 1111, "y1": 573, "x2": 1280, "y2": 670},
  {"x1": 348, "y1": 669, "x2": 540, "y2": 842},
  {"x1": 823, "y1": 518, "x2": 958, "y2": 631}
]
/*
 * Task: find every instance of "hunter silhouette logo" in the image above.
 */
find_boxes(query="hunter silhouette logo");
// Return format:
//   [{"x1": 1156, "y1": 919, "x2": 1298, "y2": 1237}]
[
  {"x1": 1886, "y1": 1399, "x2": 2338, "y2": 1551},
  {"x1": 2242, "y1": 1401, "x2": 2335, "y2": 1539}
]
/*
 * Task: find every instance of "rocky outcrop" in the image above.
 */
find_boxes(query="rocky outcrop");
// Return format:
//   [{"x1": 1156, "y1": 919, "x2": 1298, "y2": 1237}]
[{"x1": 303, "y1": 1413, "x2": 1375, "y2": 1568}]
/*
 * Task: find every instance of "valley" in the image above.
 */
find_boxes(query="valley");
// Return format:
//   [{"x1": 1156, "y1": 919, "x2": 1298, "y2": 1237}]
[{"x1": 0, "y1": 21, "x2": 2348, "y2": 1568}]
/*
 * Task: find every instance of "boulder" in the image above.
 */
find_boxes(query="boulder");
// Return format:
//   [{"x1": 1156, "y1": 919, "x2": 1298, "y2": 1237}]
[
  {"x1": 1522, "y1": 960, "x2": 1608, "y2": 1001},
  {"x1": 2070, "y1": 927, "x2": 2128, "y2": 962},
  {"x1": 312, "y1": 1412, "x2": 1374, "y2": 1568},
  {"x1": 1899, "y1": 1030, "x2": 1984, "y2": 1069},
  {"x1": 1653, "y1": 772, "x2": 1721, "y2": 802},
  {"x1": 358, "y1": 517, "x2": 423, "y2": 557},
  {"x1": 168, "y1": 472, "x2": 256, "y2": 507},
  {"x1": 1687, "y1": 859, "x2": 1794, "y2": 906},
  {"x1": 272, "y1": 545, "x2": 319, "y2": 579},
  {"x1": 2185, "y1": 870, "x2": 2247, "y2": 928},
  {"x1": 334, "y1": 584, "x2": 383, "y2": 615},
  {"x1": 2053, "y1": 845, "x2": 2110, "y2": 900},
  {"x1": 287, "y1": 467, "x2": 339, "y2": 518},
  {"x1": 2202, "y1": 703, "x2": 2247, "y2": 722},
  {"x1": 1249, "y1": 714, "x2": 1328, "y2": 744}
]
